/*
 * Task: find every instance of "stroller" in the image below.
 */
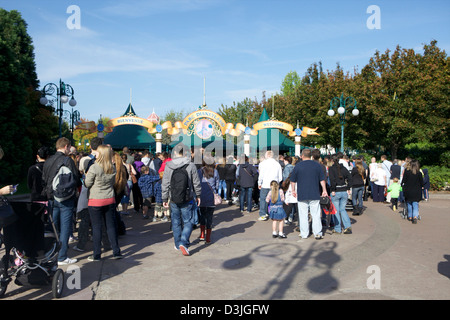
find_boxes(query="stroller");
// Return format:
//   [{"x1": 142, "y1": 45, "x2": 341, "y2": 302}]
[{"x1": 0, "y1": 198, "x2": 65, "y2": 299}]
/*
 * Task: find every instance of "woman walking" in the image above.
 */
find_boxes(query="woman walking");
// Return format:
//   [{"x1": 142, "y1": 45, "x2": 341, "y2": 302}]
[
  {"x1": 120, "y1": 153, "x2": 136, "y2": 214},
  {"x1": 401, "y1": 159, "x2": 424, "y2": 224},
  {"x1": 197, "y1": 157, "x2": 220, "y2": 243},
  {"x1": 329, "y1": 155, "x2": 353, "y2": 234},
  {"x1": 351, "y1": 159, "x2": 366, "y2": 215},
  {"x1": 85, "y1": 145, "x2": 122, "y2": 261}
]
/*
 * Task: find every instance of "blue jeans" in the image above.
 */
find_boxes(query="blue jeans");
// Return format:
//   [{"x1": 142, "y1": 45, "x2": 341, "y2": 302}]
[
  {"x1": 89, "y1": 204, "x2": 121, "y2": 258},
  {"x1": 170, "y1": 201, "x2": 195, "y2": 249},
  {"x1": 259, "y1": 188, "x2": 270, "y2": 217},
  {"x1": 121, "y1": 180, "x2": 133, "y2": 204},
  {"x1": 406, "y1": 201, "x2": 419, "y2": 219},
  {"x1": 218, "y1": 180, "x2": 227, "y2": 200},
  {"x1": 240, "y1": 187, "x2": 253, "y2": 212},
  {"x1": 51, "y1": 197, "x2": 75, "y2": 262},
  {"x1": 352, "y1": 187, "x2": 364, "y2": 209},
  {"x1": 331, "y1": 191, "x2": 351, "y2": 232}
]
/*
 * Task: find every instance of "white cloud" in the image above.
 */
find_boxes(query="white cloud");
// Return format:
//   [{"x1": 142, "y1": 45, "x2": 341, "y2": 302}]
[{"x1": 34, "y1": 25, "x2": 208, "y2": 82}]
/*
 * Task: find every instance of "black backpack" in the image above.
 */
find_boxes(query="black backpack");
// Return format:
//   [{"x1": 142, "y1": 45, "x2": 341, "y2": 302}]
[
  {"x1": 52, "y1": 157, "x2": 77, "y2": 202},
  {"x1": 170, "y1": 164, "x2": 190, "y2": 205}
]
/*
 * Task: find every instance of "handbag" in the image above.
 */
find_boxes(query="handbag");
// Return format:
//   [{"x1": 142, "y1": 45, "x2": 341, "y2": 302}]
[
  {"x1": 0, "y1": 196, "x2": 18, "y2": 227},
  {"x1": 203, "y1": 169, "x2": 222, "y2": 205},
  {"x1": 322, "y1": 197, "x2": 336, "y2": 215},
  {"x1": 130, "y1": 172, "x2": 137, "y2": 184},
  {"x1": 320, "y1": 196, "x2": 331, "y2": 211},
  {"x1": 320, "y1": 196, "x2": 330, "y2": 207},
  {"x1": 213, "y1": 193, "x2": 222, "y2": 206},
  {"x1": 129, "y1": 165, "x2": 137, "y2": 184}
]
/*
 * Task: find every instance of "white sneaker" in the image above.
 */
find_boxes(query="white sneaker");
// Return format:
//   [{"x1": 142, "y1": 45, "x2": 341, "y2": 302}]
[
  {"x1": 69, "y1": 236, "x2": 77, "y2": 243},
  {"x1": 58, "y1": 257, "x2": 78, "y2": 265}
]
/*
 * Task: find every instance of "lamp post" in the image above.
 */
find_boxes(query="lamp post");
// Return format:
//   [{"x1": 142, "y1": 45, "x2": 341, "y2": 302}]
[
  {"x1": 63, "y1": 108, "x2": 81, "y2": 145},
  {"x1": 327, "y1": 93, "x2": 359, "y2": 153},
  {"x1": 40, "y1": 79, "x2": 77, "y2": 138}
]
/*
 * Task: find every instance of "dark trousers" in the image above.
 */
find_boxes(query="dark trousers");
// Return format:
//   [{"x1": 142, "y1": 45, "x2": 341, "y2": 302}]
[
  {"x1": 89, "y1": 204, "x2": 120, "y2": 259},
  {"x1": 373, "y1": 184, "x2": 385, "y2": 202},
  {"x1": 391, "y1": 198, "x2": 398, "y2": 208},
  {"x1": 225, "y1": 180, "x2": 235, "y2": 200},
  {"x1": 199, "y1": 207, "x2": 214, "y2": 229},
  {"x1": 132, "y1": 183, "x2": 143, "y2": 211}
]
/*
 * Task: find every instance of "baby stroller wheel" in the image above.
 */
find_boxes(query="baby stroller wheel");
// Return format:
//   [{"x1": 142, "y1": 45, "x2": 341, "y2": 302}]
[
  {"x1": 0, "y1": 280, "x2": 8, "y2": 298},
  {"x1": 52, "y1": 269, "x2": 65, "y2": 299}
]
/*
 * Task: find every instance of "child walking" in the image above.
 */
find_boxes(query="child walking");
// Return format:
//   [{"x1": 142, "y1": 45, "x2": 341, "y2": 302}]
[
  {"x1": 266, "y1": 180, "x2": 287, "y2": 238},
  {"x1": 138, "y1": 166, "x2": 153, "y2": 219},
  {"x1": 387, "y1": 177, "x2": 402, "y2": 211},
  {"x1": 138, "y1": 166, "x2": 162, "y2": 220}
]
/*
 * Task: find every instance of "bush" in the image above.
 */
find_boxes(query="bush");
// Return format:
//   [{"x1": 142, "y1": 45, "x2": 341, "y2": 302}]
[
  {"x1": 401, "y1": 142, "x2": 449, "y2": 167},
  {"x1": 426, "y1": 166, "x2": 450, "y2": 191}
]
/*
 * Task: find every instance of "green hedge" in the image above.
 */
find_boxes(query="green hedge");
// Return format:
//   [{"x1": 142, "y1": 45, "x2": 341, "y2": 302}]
[{"x1": 426, "y1": 166, "x2": 450, "y2": 191}]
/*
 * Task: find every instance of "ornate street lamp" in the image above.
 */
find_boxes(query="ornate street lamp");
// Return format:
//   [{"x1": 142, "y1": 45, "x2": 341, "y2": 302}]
[
  {"x1": 62, "y1": 108, "x2": 81, "y2": 145},
  {"x1": 327, "y1": 93, "x2": 359, "y2": 152},
  {"x1": 40, "y1": 79, "x2": 77, "y2": 138}
]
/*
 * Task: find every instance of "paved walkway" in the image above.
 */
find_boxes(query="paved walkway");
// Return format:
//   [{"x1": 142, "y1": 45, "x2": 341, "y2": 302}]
[{"x1": 1, "y1": 192, "x2": 449, "y2": 302}]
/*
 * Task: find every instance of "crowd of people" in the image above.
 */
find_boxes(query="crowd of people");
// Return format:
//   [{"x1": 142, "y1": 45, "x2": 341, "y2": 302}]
[{"x1": 0, "y1": 138, "x2": 430, "y2": 263}]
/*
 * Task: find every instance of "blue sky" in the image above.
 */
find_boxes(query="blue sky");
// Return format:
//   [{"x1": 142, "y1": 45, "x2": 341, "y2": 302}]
[{"x1": 1, "y1": 0, "x2": 449, "y2": 122}]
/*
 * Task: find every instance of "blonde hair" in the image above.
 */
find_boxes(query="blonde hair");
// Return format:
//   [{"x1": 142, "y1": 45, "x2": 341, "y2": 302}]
[
  {"x1": 270, "y1": 180, "x2": 279, "y2": 204},
  {"x1": 96, "y1": 145, "x2": 114, "y2": 174}
]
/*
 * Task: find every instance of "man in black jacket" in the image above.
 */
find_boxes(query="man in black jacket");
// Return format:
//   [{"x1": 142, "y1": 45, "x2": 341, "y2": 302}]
[
  {"x1": 237, "y1": 155, "x2": 258, "y2": 213},
  {"x1": 42, "y1": 137, "x2": 81, "y2": 265}
]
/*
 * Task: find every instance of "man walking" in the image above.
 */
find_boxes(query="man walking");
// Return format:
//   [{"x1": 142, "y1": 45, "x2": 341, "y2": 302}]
[
  {"x1": 381, "y1": 155, "x2": 393, "y2": 202},
  {"x1": 290, "y1": 149, "x2": 328, "y2": 240},
  {"x1": 42, "y1": 137, "x2": 82, "y2": 265},
  {"x1": 257, "y1": 150, "x2": 282, "y2": 221},
  {"x1": 162, "y1": 146, "x2": 201, "y2": 256}
]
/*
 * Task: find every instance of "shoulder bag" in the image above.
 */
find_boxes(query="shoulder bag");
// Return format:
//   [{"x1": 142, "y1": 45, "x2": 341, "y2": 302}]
[{"x1": 203, "y1": 169, "x2": 222, "y2": 205}]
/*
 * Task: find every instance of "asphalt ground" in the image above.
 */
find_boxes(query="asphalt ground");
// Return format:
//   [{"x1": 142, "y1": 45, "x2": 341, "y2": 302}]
[{"x1": 1, "y1": 192, "x2": 449, "y2": 308}]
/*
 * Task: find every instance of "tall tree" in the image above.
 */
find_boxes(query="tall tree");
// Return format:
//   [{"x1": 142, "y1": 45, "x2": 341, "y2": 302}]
[
  {"x1": 280, "y1": 71, "x2": 301, "y2": 97},
  {"x1": 218, "y1": 97, "x2": 261, "y2": 126},
  {"x1": 0, "y1": 9, "x2": 46, "y2": 184},
  {"x1": 357, "y1": 41, "x2": 449, "y2": 158}
]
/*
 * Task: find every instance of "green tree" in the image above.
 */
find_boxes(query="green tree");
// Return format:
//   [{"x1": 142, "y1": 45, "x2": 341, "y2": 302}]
[
  {"x1": 218, "y1": 97, "x2": 260, "y2": 126},
  {"x1": 357, "y1": 41, "x2": 449, "y2": 159},
  {"x1": 280, "y1": 71, "x2": 301, "y2": 97},
  {"x1": 0, "y1": 9, "x2": 49, "y2": 184}
]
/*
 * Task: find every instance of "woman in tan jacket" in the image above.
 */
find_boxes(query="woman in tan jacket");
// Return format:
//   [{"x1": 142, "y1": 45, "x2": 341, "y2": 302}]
[{"x1": 85, "y1": 145, "x2": 122, "y2": 261}]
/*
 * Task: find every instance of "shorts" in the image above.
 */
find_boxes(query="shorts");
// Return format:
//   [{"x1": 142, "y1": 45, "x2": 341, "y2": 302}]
[{"x1": 143, "y1": 197, "x2": 152, "y2": 207}]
